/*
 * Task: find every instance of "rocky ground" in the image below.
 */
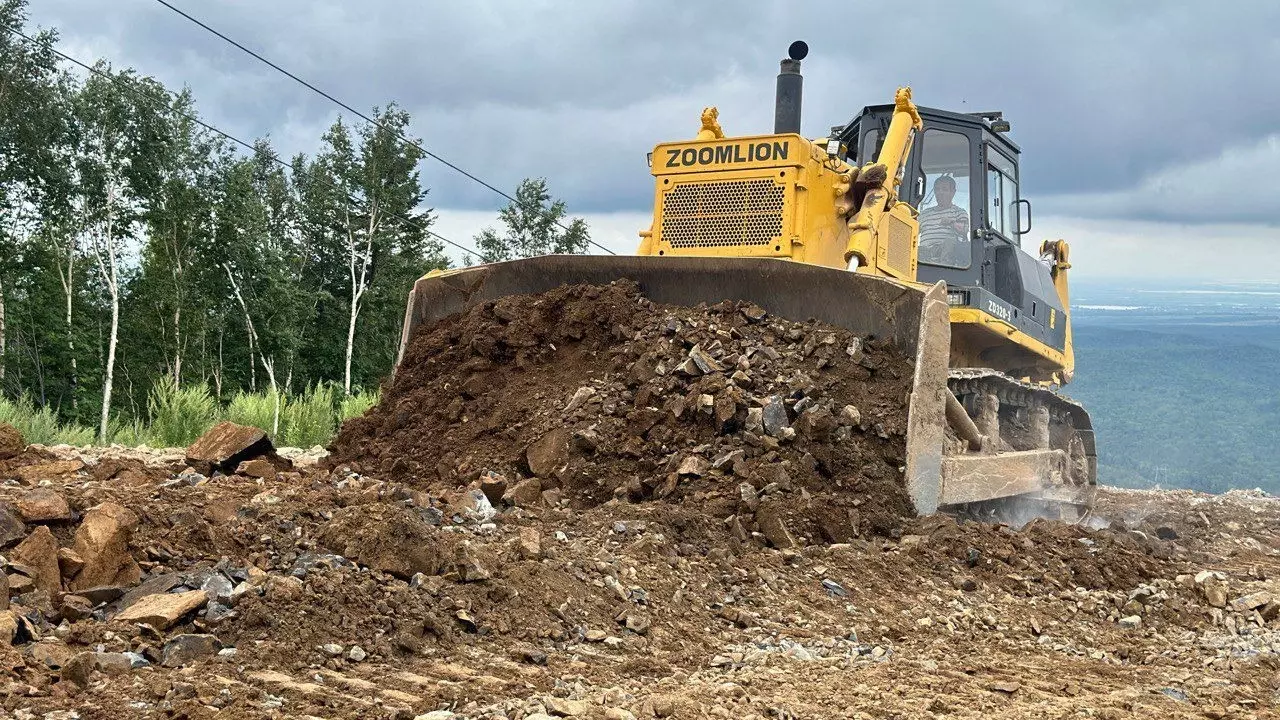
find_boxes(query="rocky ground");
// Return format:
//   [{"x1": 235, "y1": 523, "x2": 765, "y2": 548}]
[{"x1": 0, "y1": 282, "x2": 1275, "y2": 719}]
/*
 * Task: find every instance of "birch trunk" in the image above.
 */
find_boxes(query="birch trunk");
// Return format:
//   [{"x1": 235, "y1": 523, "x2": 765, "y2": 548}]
[
  {"x1": 93, "y1": 193, "x2": 121, "y2": 444},
  {"x1": 223, "y1": 264, "x2": 280, "y2": 436},
  {"x1": 0, "y1": 277, "x2": 6, "y2": 384},
  {"x1": 55, "y1": 233, "x2": 78, "y2": 411},
  {"x1": 343, "y1": 202, "x2": 377, "y2": 396}
]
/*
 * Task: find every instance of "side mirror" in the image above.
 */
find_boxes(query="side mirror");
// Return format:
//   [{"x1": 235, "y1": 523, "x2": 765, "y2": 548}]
[{"x1": 1016, "y1": 199, "x2": 1032, "y2": 235}]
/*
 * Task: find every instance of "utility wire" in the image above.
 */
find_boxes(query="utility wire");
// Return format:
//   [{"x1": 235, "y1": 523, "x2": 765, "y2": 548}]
[
  {"x1": 1, "y1": 23, "x2": 481, "y2": 260},
  {"x1": 153, "y1": 0, "x2": 617, "y2": 255}
]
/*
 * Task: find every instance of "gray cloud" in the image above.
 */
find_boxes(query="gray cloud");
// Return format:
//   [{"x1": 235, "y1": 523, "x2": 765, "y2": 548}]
[{"x1": 24, "y1": 0, "x2": 1280, "y2": 225}]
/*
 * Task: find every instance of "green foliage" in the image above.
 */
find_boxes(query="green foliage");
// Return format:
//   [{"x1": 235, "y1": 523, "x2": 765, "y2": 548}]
[
  {"x1": 224, "y1": 389, "x2": 282, "y2": 438},
  {"x1": 280, "y1": 382, "x2": 336, "y2": 448},
  {"x1": 0, "y1": 394, "x2": 95, "y2": 446},
  {"x1": 475, "y1": 178, "x2": 590, "y2": 263},
  {"x1": 339, "y1": 387, "x2": 380, "y2": 422},
  {"x1": 147, "y1": 375, "x2": 217, "y2": 448}
]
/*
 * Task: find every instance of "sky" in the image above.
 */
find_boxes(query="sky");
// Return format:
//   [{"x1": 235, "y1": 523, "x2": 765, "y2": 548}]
[{"x1": 22, "y1": 0, "x2": 1280, "y2": 280}]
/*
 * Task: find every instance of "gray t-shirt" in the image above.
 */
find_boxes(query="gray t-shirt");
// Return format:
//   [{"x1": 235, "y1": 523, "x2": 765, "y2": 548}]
[{"x1": 918, "y1": 204, "x2": 969, "y2": 267}]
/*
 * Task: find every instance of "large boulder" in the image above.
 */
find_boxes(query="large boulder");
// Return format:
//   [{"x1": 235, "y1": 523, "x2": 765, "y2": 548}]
[
  {"x1": 14, "y1": 489, "x2": 72, "y2": 523},
  {"x1": 0, "y1": 423, "x2": 22, "y2": 461},
  {"x1": 70, "y1": 503, "x2": 141, "y2": 591},
  {"x1": 10, "y1": 526, "x2": 61, "y2": 596},
  {"x1": 186, "y1": 422, "x2": 274, "y2": 474}
]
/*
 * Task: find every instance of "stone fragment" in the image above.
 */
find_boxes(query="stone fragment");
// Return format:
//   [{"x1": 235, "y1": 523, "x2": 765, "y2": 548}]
[
  {"x1": 14, "y1": 489, "x2": 71, "y2": 523},
  {"x1": 235, "y1": 458, "x2": 277, "y2": 479},
  {"x1": 11, "y1": 525, "x2": 60, "y2": 596},
  {"x1": 745, "y1": 407, "x2": 764, "y2": 434},
  {"x1": 740, "y1": 304, "x2": 767, "y2": 322},
  {"x1": 454, "y1": 543, "x2": 490, "y2": 582},
  {"x1": 1202, "y1": 579, "x2": 1228, "y2": 609},
  {"x1": 545, "y1": 697, "x2": 589, "y2": 717},
  {"x1": 59, "y1": 594, "x2": 93, "y2": 621},
  {"x1": 697, "y1": 394, "x2": 715, "y2": 415},
  {"x1": 0, "y1": 423, "x2": 23, "y2": 460},
  {"x1": 0, "y1": 503, "x2": 25, "y2": 548},
  {"x1": 347, "y1": 645, "x2": 366, "y2": 662},
  {"x1": 13, "y1": 460, "x2": 83, "y2": 486},
  {"x1": 503, "y1": 478, "x2": 543, "y2": 508},
  {"x1": 605, "y1": 710, "x2": 638, "y2": 720},
  {"x1": 755, "y1": 505, "x2": 797, "y2": 549},
  {"x1": 0, "y1": 610, "x2": 16, "y2": 645},
  {"x1": 761, "y1": 396, "x2": 789, "y2": 437},
  {"x1": 479, "y1": 472, "x2": 508, "y2": 505},
  {"x1": 585, "y1": 629, "x2": 607, "y2": 642},
  {"x1": 62, "y1": 652, "x2": 133, "y2": 686},
  {"x1": 839, "y1": 405, "x2": 861, "y2": 425},
  {"x1": 526, "y1": 428, "x2": 571, "y2": 478},
  {"x1": 320, "y1": 643, "x2": 344, "y2": 657},
  {"x1": 6, "y1": 574, "x2": 32, "y2": 595},
  {"x1": 1231, "y1": 591, "x2": 1272, "y2": 612},
  {"x1": 712, "y1": 449, "x2": 745, "y2": 469},
  {"x1": 624, "y1": 613, "x2": 651, "y2": 635},
  {"x1": 688, "y1": 344, "x2": 724, "y2": 374},
  {"x1": 564, "y1": 386, "x2": 596, "y2": 414},
  {"x1": 71, "y1": 502, "x2": 141, "y2": 591},
  {"x1": 57, "y1": 547, "x2": 85, "y2": 579},
  {"x1": 161, "y1": 634, "x2": 223, "y2": 667},
  {"x1": 452, "y1": 489, "x2": 496, "y2": 524},
  {"x1": 518, "y1": 527, "x2": 542, "y2": 560},
  {"x1": 1118, "y1": 615, "x2": 1142, "y2": 629},
  {"x1": 185, "y1": 422, "x2": 273, "y2": 474},
  {"x1": 676, "y1": 455, "x2": 708, "y2": 477},
  {"x1": 114, "y1": 590, "x2": 208, "y2": 630},
  {"x1": 265, "y1": 575, "x2": 304, "y2": 601}
]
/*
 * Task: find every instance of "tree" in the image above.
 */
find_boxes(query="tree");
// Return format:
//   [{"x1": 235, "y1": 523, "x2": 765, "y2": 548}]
[
  {"x1": 314, "y1": 107, "x2": 443, "y2": 395},
  {"x1": 474, "y1": 178, "x2": 590, "y2": 262}
]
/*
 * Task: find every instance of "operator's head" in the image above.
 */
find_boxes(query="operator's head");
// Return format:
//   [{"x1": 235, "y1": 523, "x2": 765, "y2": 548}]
[{"x1": 934, "y1": 175, "x2": 956, "y2": 205}]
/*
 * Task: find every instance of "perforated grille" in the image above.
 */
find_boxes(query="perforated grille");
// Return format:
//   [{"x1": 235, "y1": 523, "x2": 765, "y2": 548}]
[
  {"x1": 660, "y1": 179, "x2": 785, "y2": 248},
  {"x1": 886, "y1": 214, "x2": 914, "y2": 276}
]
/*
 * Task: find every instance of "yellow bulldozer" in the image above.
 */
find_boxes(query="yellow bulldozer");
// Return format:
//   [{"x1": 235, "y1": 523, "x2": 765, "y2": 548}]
[{"x1": 397, "y1": 41, "x2": 1096, "y2": 521}]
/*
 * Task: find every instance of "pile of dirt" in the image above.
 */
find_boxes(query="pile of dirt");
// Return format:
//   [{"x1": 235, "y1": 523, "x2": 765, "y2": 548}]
[{"x1": 331, "y1": 281, "x2": 917, "y2": 543}]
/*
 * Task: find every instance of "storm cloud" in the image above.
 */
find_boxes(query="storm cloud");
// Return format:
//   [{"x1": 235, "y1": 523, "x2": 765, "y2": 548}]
[{"x1": 25, "y1": 0, "x2": 1280, "y2": 276}]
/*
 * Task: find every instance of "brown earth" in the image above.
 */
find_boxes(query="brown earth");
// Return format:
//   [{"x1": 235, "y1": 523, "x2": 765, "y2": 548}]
[{"x1": 0, "y1": 284, "x2": 1276, "y2": 718}]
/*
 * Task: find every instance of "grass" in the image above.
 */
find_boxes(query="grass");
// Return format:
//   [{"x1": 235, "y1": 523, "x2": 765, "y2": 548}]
[{"x1": 0, "y1": 380, "x2": 383, "y2": 450}]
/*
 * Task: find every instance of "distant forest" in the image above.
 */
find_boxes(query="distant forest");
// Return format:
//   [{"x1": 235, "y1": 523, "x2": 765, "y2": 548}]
[
  {"x1": 0, "y1": 0, "x2": 586, "y2": 443},
  {"x1": 1072, "y1": 324, "x2": 1280, "y2": 495}
]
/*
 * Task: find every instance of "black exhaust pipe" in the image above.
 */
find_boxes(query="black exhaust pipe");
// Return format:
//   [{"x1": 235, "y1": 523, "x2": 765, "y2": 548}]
[{"x1": 774, "y1": 40, "x2": 808, "y2": 134}]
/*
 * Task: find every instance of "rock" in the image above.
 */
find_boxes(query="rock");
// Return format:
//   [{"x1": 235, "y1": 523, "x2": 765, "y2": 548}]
[
  {"x1": 479, "y1": 472, "x2": 508, "y2": 505},
  {"x1": 504, "y1": 478, "x2": 544, "y2": 508},
  {"x1": 1118, "y1": 615, "x2": 1142, "y2": 629},
  {"x1": 0, "y1": 573, "x2": 6, "y2": 610},
  {"x1": 688, "y1": 344, "x2": 724, "y2": 374},
  {"x1": 115, "y1": 590, "x2": 208, "y2": 630},
  {"x1": 545, "y1": 697, "x2": 589, "y2": 717},
  {"x1": 571, "y1": 429, "x2": 600, "y2": 454},
  {"x1": 415, "y1": 713, "x2": 457, "y2": 720},
  {"x1": 13, "y1": 460, "x2": 83, "y2": 486},
  {"x1": 70, "y1": 502, "x2": 141, "y2": 590},
  {"x1": 526, "y1": 428, "x2": 571, "y2": 478},
  {"x1": 320, "y1": 643, "x2": 344, "y2": 657},
  {"x1": 454, "y1": 543, "x2": 490, "y2": 582},
  {"x1": 201, "y1": 573, "x2": 235, "y2": 604},
  {"x1": 745, "y1": 407, "x2": 764, "y2": 434},
  {"x1": 0, "y1": 503, "x2": 25, "y2": 547},
  {"x1": 13, "y1": 489, "x2": 71, "y2": 523},
  {"x1": 518, "y1": 527, "x2": 543, "y2": 560},
  {"x1": 624, "y1": 613, "x2": 651, "y2": 635},
  {"x1": 452, "y1": 489, "x2": 496, "y2": 524},
  {"x1": 59, "y1": 594, "x2": 93, "y2": 621},
  {"x1": 62, "y1": 652, "x2": 134, "y2": 686},
  {"x1": 161, "y1": 634, "x2": 223, "y2": 667},
  {"x1": 564, "y1": 386, "x2": 597, "y2": 413},
  {"x1": 839, "y1": 405, "x2": 861, "y2": 425},
  {"x1": 585, "y1": 629, "x2": 607, "y2": 642},
  {"x1": 762, "y1": 396, "x2": 789, "y2": 437},
  {"x1": 1202, "y1": 579, "x2": 1229, "y2": 609},
  {"x1": 6, "y1": 573, "x2": 32, "y2": 595},
  {"x1": 11, "y1": 525, "x2": 61, "y2": 596},
  {"x1": 347, "y1": 645, "x2": 366, "y2": 662},
  {"x1": 605, "y1": 710, "x2": 638, "y2": 720},
  {"x1": 712, "y1": 449, "x2": 745, "y2": 469},
  {"x1": 185, "y1": 422, "x2": 273, "y2": 474},
  {"x1": 57, "y1": 548, "x2": 84, "y2": 579},
  {"x1": 0, "y1": 423, "x2": 23, "y2": 460},
  {"x1": 676, "y1": 455, "x2": 708, "y2": 477},
  {"x1": 1231, "y1": 591, "x2": 1272, "y2": 612},
  {"x1": 69, "y1": 585, "x2": 126, "y2": 606},
  {"x1": 755, "y1": 505, "x2": 797, "y2": 549},
  {"x1": 235, "y1": 458, "x2": 277, "y2": 479},
  {"x1": 265, "y1": 575, "x2": 304, "y2": 600},
  {"x1": 697, "y1": 393, "x2": 715, "y2": 415},
  {"x1": 0, "y1": 610, "x2": 16, "y2": 645}
]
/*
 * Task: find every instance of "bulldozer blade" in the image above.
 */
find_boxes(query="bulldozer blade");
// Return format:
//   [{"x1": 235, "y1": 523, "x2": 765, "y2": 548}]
[{"x1": 397, "y1": 254, "x2": 1093, "y2": 518}]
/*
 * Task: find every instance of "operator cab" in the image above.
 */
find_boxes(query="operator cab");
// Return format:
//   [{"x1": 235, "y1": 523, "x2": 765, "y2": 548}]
[{"x1": 835, "y1": 105, "x2": 1068, "y2": 355}]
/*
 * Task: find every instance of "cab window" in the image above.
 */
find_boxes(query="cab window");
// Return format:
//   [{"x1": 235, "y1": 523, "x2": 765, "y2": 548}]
[
  {"x1": 986, "y1": 147, "x2": 1019, "y2": 242},
  {"x1": 916, "y1": 128, "x2": 972, "y2": 269}
]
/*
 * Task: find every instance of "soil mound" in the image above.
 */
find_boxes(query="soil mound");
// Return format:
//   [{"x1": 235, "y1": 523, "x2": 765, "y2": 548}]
[{"x1": 331, "y1": 280, "x2": 918, "y2": 542}]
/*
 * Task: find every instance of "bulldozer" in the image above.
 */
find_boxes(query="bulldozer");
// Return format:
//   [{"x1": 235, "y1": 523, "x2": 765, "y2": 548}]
[{"x1": 397, "y1": 41, "x2": 1096, "y2": 521}]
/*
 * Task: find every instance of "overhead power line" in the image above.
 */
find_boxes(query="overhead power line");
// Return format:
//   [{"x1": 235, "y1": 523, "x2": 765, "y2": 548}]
[
  {"x1": 1, "y1": 23, "x2": 481, "y2": 261},
  {"x1": 153, "y1": 0, "x2": 617, "y2": 256}
]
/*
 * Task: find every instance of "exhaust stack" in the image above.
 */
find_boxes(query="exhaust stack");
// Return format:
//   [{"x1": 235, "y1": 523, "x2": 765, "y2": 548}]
[{"x1": 774, "y1": 40, "x2": 808, "y2": 134}]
